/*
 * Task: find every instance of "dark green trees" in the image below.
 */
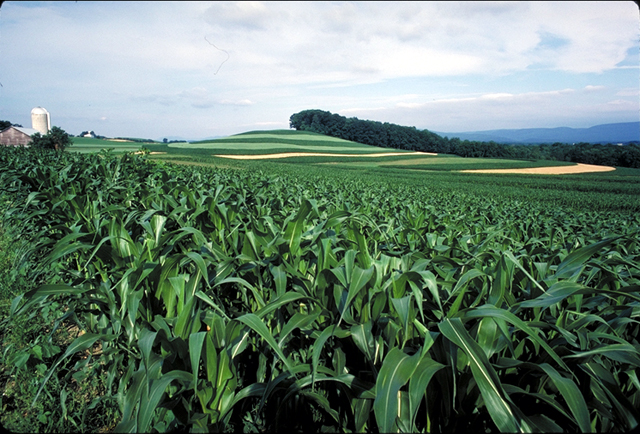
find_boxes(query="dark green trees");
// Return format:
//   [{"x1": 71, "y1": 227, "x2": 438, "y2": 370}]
[
  {"x1": 289, "y1": 109, "x2": 448, "y2": 153},
  {"x1": 29, "y1": 126, "x2": 72, "y2": 151}
]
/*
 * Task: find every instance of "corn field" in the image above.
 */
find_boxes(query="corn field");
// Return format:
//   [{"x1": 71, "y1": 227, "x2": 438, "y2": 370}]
[{"x1": 1, "y1": 146, "x2": 639, "y2": 432}]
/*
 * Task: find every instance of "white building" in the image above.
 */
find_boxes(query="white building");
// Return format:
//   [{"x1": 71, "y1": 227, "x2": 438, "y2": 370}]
[{"x1": 31, "y1": 106, "x2": 51, "y2": 135}]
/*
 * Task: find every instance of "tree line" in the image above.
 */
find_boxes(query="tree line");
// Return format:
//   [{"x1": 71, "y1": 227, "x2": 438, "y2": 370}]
[{"x1": 289, "y1": 109, "x2": 640, "y2": 168}]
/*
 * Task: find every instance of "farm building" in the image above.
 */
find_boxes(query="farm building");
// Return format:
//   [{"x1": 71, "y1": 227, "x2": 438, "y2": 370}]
[
  {"x1": 31, "y1": 106, "x2": 51, "y2": 135},
  {"x1": 0, "y1": 126, "x2": 39, "y2": 147}
]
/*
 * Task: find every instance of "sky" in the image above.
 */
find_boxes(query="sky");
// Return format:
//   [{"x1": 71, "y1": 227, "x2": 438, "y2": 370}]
[{"x1": 0, "y1": 1, "x2": 638, "y2": 141}]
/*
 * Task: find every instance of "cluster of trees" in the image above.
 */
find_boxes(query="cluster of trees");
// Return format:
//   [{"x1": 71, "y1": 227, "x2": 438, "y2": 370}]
[
  {"x1": 79, "y1": 131, "x2": 108, "y2": 139},
  {"x1": 289, "y1": 109, "x2": 640, "y2": 168},
  {"x1": 447, "y1": 139, "x2": 640, "y2": 168},
  {"x1": 289, "y1": 109, "x2": 443, "y2": 152},
  {"x1": 0, "y1": 120, "x2": 23, "y2": 130},
  {"x1": 29, "y1": 126, "x2": 72, "y2": 151},
  {"x1": 114, "y1": 137, "x2": 157, "y2": 143}
]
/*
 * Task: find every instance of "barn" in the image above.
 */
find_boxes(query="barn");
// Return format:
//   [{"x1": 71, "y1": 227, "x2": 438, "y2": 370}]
[{"x1": 0, "y1": 126, "x2": 39, "y2": 147}]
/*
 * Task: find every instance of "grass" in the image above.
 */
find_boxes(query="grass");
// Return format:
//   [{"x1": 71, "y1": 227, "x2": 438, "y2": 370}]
[{"x1": 70, "y1": 137, "x2": 146, "y2": 154}]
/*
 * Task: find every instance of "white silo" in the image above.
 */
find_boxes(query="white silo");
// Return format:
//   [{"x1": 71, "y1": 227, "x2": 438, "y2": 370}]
[{"x1": 31, "y1": 107, "x2": 51, "y2": 135}]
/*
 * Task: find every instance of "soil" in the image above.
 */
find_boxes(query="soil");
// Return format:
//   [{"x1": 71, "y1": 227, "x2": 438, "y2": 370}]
[{"x1": 458, "y1": 163, "x2": 616, "y2": 175}]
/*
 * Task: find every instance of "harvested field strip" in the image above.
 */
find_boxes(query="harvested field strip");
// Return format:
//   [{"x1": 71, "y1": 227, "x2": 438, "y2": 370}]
[
  {"x1": 214, "y1": 151, "x2": 436, "y2": 159},
  {"x1": 170, "y1": 142, "x2": 384, "y2": 152},
  {"x1": 459, "y1": 162, "x2": 616, "y2": 175}
]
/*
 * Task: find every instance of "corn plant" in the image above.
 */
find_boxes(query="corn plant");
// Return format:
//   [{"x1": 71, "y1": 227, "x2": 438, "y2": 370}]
[{"x1": 1, "y1": 145, "x2": 639, "y2": 432}]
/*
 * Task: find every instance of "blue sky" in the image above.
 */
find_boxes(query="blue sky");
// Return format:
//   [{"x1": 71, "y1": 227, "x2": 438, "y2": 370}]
[{"x1": 1, "y1": 1, "x2": 638, "y2": 140}]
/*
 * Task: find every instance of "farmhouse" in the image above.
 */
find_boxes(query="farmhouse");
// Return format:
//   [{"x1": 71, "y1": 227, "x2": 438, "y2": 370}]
[{"x1": 0, "y1": 126, "x2": 39, "y2": 147}]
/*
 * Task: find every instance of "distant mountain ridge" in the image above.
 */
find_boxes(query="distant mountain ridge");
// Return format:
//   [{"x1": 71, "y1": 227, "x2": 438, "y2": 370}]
[{"x1": 435, "y1": 122, "x2": 640, "y2": 144}]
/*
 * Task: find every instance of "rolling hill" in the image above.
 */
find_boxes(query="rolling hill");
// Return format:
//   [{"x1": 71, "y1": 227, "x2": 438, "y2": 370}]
[{"x1": 435, "y1": 121, "x2": 640, "y2": 144}]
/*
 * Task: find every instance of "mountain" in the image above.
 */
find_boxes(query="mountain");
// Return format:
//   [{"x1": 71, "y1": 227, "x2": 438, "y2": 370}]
[{"x1": 435, "y1": 122, "x2": 640, "y2": 144}]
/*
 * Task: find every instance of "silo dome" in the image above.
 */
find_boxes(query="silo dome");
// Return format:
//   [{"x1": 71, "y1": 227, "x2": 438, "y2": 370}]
[{"x1": 31, "y1": 106, "x2": 51, "y2": 135}]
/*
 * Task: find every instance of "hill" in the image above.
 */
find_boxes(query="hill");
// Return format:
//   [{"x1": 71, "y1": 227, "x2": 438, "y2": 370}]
[{"x1": 435, "y1": 122, "x2": 640, "y2": 144}]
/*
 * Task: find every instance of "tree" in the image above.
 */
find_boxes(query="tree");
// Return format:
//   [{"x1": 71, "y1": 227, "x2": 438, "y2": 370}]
[
  {"x1": 0, "y1": 120, "x2": 23, "y2": 130},
  {"x1": 29, "y1": 126, "x2": 72, "y2": 151}
]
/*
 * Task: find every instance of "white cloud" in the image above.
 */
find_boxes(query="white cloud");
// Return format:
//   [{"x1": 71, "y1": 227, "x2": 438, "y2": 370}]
[
  {"x1": 219, "y1": 99, "x2": 254, "y2": 106},
  {"x1": 584, "y1": 85, "x2": 606, "y2": 92},
  {"x1": 343, "y1": 86, "x2": 637, "y2": 131}
]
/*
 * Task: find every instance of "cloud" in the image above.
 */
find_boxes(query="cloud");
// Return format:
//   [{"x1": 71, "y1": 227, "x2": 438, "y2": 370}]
[
  {"x1": 343, "y1": 86, "x2": 636, "y2": 131},
  {"x1": 583, "y1": 85, "x2": 606, "y2": 92},
  {"x1": 203, "y1": 1, "x2": 277, "y2": 31},
  {"x1": 219, "y1": 99, "x2": 254, "y2": 106},
  {"x1": 616, "y1": 88, "x2": 640, "y2": 97}
]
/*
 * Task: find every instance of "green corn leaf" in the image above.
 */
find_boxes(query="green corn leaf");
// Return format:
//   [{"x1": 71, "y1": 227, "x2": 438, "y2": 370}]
[
  {"x1": 504, "y1": 251, "x2": 546, "y2": 294},
  {"x1": 184, "y1": 251, "x2": 209, "y2": 289},
  {"x1": 138, "y1": 328, "x2": 158, "y2": 372},
  {"x1": 116, "y1": 366, "x2": 145, "y2": 433},
  {"x1": 539, "y1": 363, "x2": 592, "y2": 433},
  {"x1": 408, "y1": 356, "x2": 445, "y2": 429},
  {"x1": 373, "y1": 348, "x2": 422, "y2": 433},
  {"x1": 580, "y1": 362, "x2": 640, "y2": 430},
  {"x1": 338, "y1": 264, "x2": 374, "y2": 326},
  {"x1": 215, "y1": 276, "x2": 266, "y2": 309},
  {"x1": 350, "y1": 321, "x2": 375, "y2": 363},
  {"x1": 189, "y1": 332, "x2": 207, "y2": 392},
  {"x1": 311, "y1": 325, "x2": 351, "y2": 388},
  {"x1": 439, "y1": 318, "x2": 522, "y2": 433},
  {"x1": 137, "y1": 370, "x2": 193, "y2": 433},
  {"x1": 253, "y1": 291, "x2": 307, "y2": 319},
  {"x1": 555, "y1": 235, "x2": 622, "y2": 279},
  {"x1": 517, "y1": 281, "x2": 586, "y2": 309},
  {"x1": 465, "y1": 305, "x2": 570, "y2": 372},
  {"x1": 476, "y1": 316, "x2": 500, "y2": 359},
  {"x1": 236, "y1": 313, "x2": 293, "y2": 372},
  {"x1": 566, "y1": 343, "x2": 640, "y2": 368},
  {"x1": 391, "y1": 296, "x2": 412, "y2": 341},
  {"x1": 278, "y1": 309, "x2": 320, "y2": 348},
  {"x1": 195, "y1": 290, "x2": 231, "y2": 320},
  {"x1": 174, "y1": 295, "x2": 196, "y2": 340},
  {"x1": 270, "y1": 264, "x2": 287, "y2": 297},
  {"x1": 488, "y1": 255, "x2": 511, "y2": 306},
  {"x1": 284, "y1": 198, "x2": 313, "y2": 254}
]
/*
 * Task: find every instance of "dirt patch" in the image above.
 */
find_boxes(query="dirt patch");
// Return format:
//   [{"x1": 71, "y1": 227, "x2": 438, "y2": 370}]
[
  {"x1": 458, "y1": 163, "x2": 616, "y2": 175},
  {"x1": 214, "y1": 151, "x2": 437, "y2": 160}
]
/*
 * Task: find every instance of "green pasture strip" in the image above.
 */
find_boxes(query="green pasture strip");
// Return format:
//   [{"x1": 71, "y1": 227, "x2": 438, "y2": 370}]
[
  {"x1": 219, "y1": 133, "x2": 352, "y2": 142},
  {"x1": 277, "y1": 155, "x2": 572, "y2": 170},
  {"x1": 233, "y1": 128, "x2": 324, "y2": 136},
  {"x1": 70, "y1": 137, "x2": 146, "y2": 154},
  {"x1": 168, "y1": 142, "x2": 386, "y2": 153},
  {"x1": 586, "y1": 166, "x2": 640, "y2": 177},
  {"x1": 71, "y1": 146, "x2": 143, "y2": 154},
  {"x1": 71, "y1": 137, "x2": 146, "y2": 146},
  {"x1": 383, "y1": 158, "x2": 576, "y2": 172}
]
